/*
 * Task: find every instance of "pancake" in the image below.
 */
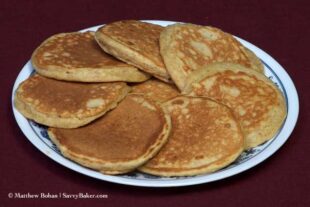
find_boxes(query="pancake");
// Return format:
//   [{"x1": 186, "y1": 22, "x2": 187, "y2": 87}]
[
  {"x1": 95, "y1": 20, "x2": 170, "y2": 82},
  {"x1": 131, "y1": 79, "x2": 180, "y2": 103},
  {"x1": 160, "y1": 23, "x2": 264, "y2": 90},
  {"x1": 32, "y1": 31, "x2": 150, "y2": 82},
  {"x1": 48, "y1": 94, "x2": 171, "y2": 174},
  {"x1": 242, "y1": 47, "x2": 264, "y2": 73},
  {"x1": 184, "y1": 63, "x2": 287, "y2": 149},
  {"x1": 14, "y1": 74, "x2": 129, "y2": 128},
  {"x1": 139, "y1": 96, "x2": 244, "y2": 176}
]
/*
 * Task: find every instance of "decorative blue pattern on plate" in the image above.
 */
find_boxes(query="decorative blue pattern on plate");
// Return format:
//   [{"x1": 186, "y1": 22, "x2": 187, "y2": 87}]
[
  {"x1": 24, "y1": 60, "x2": 288, "y2": 181},
  {"x1": 12, "y1": 21, "x2": 298, "y2": 187}
]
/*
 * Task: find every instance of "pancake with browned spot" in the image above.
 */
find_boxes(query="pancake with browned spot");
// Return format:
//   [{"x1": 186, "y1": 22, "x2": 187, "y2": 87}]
[
  {"x1": 48, "y1": 94, "x2": 171, "y2": 174},
  {"x1": 95, "y1": 20, "x2": 170, "y2": 82},
  {"x1": 184, "y1": 63, "x2": 286, "y2": 149},
  {"x1": 131, "y1": 79, "x2": 179, "y2": 103},
  {"x1": 160, "y1": 23, "x2": 264, "y2": 90},
  {"x1": 139, "y1": 96, "x2": 244, "y2": 176},
  {"x1": 32, "y1": 31, "x2": 150, "y2": 82},
  {"x1": 242, "y1": 47, "x2": 264, "y2": 73},
  {"x1": 14, "y1": 74, "x2": 129, "y2": 128}
]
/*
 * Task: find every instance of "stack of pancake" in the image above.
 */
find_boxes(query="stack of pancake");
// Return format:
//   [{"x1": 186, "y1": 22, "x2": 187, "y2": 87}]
[{"x1": 14, "y1": 20, "x2": 286, "y2": 176}]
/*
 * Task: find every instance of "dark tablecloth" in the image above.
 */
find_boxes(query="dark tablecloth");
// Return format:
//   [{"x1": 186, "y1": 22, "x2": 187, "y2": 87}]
[{"x1": 1, "y1": 0, "x2": 309, "y2": 206}]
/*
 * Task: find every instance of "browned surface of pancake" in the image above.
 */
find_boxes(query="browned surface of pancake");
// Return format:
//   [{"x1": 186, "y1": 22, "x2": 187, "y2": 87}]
[
  {"x1": 185, "y1": 63, "x2": 286, "y2": 148},
  {"x1": 242, "y1": 47, "x2": 264, "y2": 72},
  {"x1": 14, "y1": 74, "x2": 129, "y2": 128},
  {"x1": 95, "y1": 20, "x2": 170, "y2": 81},
  {"x1": 160, "y1": 23, "x2": 264, "y2": 90},
  {"x1": 48, "y1": 94, "x2": 171, "y2": 174},
  {"x1": 33, "y1": 31, "x2": 125, "y2": 68},
  {"x1": 139, "y1": 96, "x2": 244, "y2": 176},
  {"x1": 32, "y1": 31, "x2": 149, "y2": 82},
  {"x1": 131, "y1": 79, "x2": 180, "y2": 103}
]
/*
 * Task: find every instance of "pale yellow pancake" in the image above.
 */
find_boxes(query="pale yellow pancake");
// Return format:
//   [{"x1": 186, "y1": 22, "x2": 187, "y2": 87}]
[
  {"x1": 32, "y1": 31, "x2": 150, "y2": 82},
  {"x1": 184, "y1": 63, "x2": 286, "y2": 149},
  {"x1": 95, "y1": 20, "x2": 170, "y2": 82},
  {"x1": 139, "y1": 96, "x2": 244, "y2": 176},
  {"x1": 131, "y1": 79, "x2": 179, "y2": 103},
  {"x1": 14, "y1": 74, "x2": 129, "y2": 128},
  {"x1": 160, "y1": 23, "x2": 264, "y2": 90}
]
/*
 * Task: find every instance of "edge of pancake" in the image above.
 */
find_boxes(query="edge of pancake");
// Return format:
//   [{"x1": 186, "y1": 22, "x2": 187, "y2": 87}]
[
  {"x1": 47, "y1": 94, "x2": 172, "y2": 174},
  {"x1": 33, "y1": 64, "x2": 151, "y2": 82},
  {"x1": 130, "y1": 79, "x2": 180, "y2": 103},
  {"x1": 139, "y1": 95, "x2": 244, "y2": 176},
  {"x1": 95, "y1": 27, "x2": 170, "y2": 82},
  {"x1": 31, "y1": 32, "x2": 150, "y2": 82},
  {"x1": 183, "y1": 63, "x2": 287, "y2": 149},
  {"x1": 242, "y1": 47, "x2": 265, "y2": 73},
  {"x1": 14, "y1": 81, "x2": 130, "y2": 128},
  {"x1": 160, "y1": 23, "x2": 265, "y2": 90},
  {"x1": 139, "y1": 147, "x2": 243, "y2": 176},
  {"x1": 160, "y1": 24, "x2": 188, "y2": 89}
]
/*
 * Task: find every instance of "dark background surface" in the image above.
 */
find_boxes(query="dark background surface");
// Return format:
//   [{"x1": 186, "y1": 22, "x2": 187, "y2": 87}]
[{"x1": 1, "y1": 0, "x2": 309, "y2": 206}]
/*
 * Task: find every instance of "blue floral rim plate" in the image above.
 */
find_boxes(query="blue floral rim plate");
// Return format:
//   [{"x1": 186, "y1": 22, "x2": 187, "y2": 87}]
[{"x1": 11, "y1": 20, "x2": 299, "y2": 187}]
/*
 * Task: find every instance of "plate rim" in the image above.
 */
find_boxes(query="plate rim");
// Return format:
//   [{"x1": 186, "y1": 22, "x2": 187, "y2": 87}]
[{"x1": 11, "y1": 20, "x2": 299, "y2": 187}]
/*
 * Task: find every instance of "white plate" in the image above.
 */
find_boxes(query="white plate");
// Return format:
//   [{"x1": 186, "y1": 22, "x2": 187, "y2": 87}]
[{"x1": 12, "y1": 20, "x2": 299, "y2": 187}]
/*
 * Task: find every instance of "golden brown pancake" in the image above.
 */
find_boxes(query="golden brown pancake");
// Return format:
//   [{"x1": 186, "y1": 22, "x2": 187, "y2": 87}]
[
  {"x1": 14, "y1": 74, "x2": 130, "y2": 128},
  {"x1": 184, "y1": 63, "x2": 287, "y2": 149},
  {"x1": 160, "y1": 23, "x2": 264, "y2": 90},
  {"x1": 32, "y1": 31, "x2": 150, "y2": 82},
  {"x1": 48, "y1": 94, "x2": 171, "y2": 174},
  {"x1": 131, "y1": 79, "x2": 180, "y2": 103},
  {"x1": 243, "y1": 47, "x2": 264, "y2": 72},
  {"x1": 139, "y1": 96, "x2": 244, "y2": 176},
  {"x1": 95, "y1": 20, "x2": 170, "y2": 82}
]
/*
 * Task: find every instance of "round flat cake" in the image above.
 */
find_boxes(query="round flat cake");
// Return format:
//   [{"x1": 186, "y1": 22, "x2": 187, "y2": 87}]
[
  {"x1": 139, "y1": 96, "x2": 244, "y2": 176},
  {"x1": 14, "y1": 74, "x2": 130, "y2": 128},
  {"x1": 32, "y1": 31, "x2": 150, "y2": 82},
  {"x1": 95, "y1": 20, "x2": 170, "y2": 82},
  {"x1": 160, "y1": 23, "x2": 264, "y2": 90},
  {"x1": 48, "y1": 94, "x2": 171, "y2": 174},
  {"x1": 184, "y1": 63, "x2": 287, "y2": 148}
]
